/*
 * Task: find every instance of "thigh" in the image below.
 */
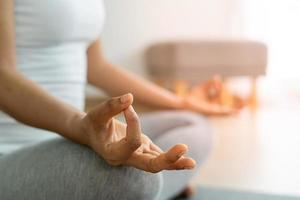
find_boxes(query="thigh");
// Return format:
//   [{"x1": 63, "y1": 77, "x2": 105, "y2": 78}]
[
  {"x1": 160, "y1": 125, "x2": 213, "y2": 200},
  {"x1": 140, "y1": 110, "x2": 209, "y2": 140},
  {"x1": 140, "y1": 111, "x2": 214, "y2": 200},
  {"x1": 0, "y1": 138, "x2": 162, "y2": 200},
  {"x1": 140, "y1": 110, "x2": 213, "y2": 163}
]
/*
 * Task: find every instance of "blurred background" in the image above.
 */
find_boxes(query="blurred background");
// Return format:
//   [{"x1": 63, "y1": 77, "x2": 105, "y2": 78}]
[
  {"x1": 88, "y1": 0, "x2": 300, "y2": 85},
  {"x1": 86, "y1": 0, "x2": 300, "y2": 199}
]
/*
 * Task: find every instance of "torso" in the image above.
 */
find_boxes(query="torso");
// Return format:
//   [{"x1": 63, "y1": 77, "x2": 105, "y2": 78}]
[{"x1": 0, "y1": 0, "x2": 105, "y2": 154}]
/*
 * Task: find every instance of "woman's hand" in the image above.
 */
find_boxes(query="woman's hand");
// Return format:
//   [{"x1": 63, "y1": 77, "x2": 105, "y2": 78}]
[
  {"x1": 78, "y1": 94, "x2": 196, "y2": 173},
  {"x1": 183, "y1": 96, "x2": 235, "y2": 116},
  {"x1": 182, "y1": 77, "x2": 244, "y2": 116}
]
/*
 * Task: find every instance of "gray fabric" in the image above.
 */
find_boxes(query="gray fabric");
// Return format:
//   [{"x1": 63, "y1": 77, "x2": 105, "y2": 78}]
[
  {"x1": 140, "y1": 111, "x2": 213, "y2": 200},
  {"x1": 0, "y1": 111, "x2": 213, "y2": 200},
  {"x1": 0, "y1": 139, "x2": 163, "y2": 200}
]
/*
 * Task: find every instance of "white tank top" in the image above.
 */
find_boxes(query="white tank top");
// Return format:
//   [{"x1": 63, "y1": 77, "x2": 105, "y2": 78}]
[{"x1": 0, "y1": 0, "x2": 105, "y2": 154}]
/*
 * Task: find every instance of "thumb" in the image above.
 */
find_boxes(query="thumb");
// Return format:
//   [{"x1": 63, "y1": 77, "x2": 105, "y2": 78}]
[{"x1": 89, "y1": 93, "x2": 133, "y2": 124}]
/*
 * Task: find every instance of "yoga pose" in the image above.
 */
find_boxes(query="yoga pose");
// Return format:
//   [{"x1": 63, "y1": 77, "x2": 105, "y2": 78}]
[{"x1": 0, "y1": 0, "x2": 233, "y2": 199}]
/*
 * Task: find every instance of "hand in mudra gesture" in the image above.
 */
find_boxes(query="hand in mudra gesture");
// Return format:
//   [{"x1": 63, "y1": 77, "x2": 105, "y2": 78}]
[
  {"x1": 80, "y1": 93, "x2": 196, "y2": 173},
  {"x1": 184, "y1": 76, "x2": 244, "y2": 116}
]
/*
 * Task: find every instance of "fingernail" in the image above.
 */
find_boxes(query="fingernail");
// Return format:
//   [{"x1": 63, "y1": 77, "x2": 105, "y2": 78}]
[
  {"x1": 128, "y1": 106, "x2": 138, "y2": 118},
  {"x1": 120, "y1": 93, "x2": 131, "y2": 104}
]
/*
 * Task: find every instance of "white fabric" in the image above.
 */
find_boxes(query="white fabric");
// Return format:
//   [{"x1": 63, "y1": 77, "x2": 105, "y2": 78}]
[{"x1": 0, "y1": 0, "x2": 105, "y2": 154}]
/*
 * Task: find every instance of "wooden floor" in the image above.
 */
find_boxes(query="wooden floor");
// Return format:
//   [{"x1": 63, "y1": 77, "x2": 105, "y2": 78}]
[{"x1": 192, "y1": 83, "x2": 300, "y2": 197}]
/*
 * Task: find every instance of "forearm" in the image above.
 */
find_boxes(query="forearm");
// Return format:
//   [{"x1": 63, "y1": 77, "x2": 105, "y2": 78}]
[
  {"x1": 88, "y1": 61, "x2": 184, "y2": 109},
  {"x1": 0, "y1": 67, "x2": 86, "y2": 144}
]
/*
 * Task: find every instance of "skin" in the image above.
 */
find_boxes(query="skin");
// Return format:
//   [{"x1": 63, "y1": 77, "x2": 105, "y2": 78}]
[{"x1": 0, "y1": 0, "x2": 235, "y2": 173}]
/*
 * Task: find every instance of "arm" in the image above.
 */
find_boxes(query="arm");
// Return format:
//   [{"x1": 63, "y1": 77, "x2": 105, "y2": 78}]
[
  {"x1": 0, "y1": 69, "x2": 86, "y2": 144},
  {"x1": 87, "y1": 40, "x2": 238, "y2": 115},
  {"x1": 87, "y1": 40, "x2": 184, "y2": 109}
]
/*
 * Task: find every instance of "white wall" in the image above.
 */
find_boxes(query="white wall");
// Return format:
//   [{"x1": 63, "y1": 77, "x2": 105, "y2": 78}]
[
  {"x1": 242, "y1": 0, "x2": 300, "y2": 79},
  {"x1": 87, "y1": 0, "x2": 242, "y2": 96},
  {"x1": 101, "y1": 0, "x2": 241, "y2": 74}
]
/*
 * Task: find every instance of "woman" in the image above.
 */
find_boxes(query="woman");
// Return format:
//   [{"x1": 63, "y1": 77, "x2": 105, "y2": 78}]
[{"x1": 0, "y1": 0, "x2": 233, "y2": 199}]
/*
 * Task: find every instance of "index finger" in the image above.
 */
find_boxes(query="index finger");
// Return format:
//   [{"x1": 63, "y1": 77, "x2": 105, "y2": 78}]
[
  {"x1": 124, "y1": 106, "x2": 142, "y2": 148},
  {"x1": 113, "y1": 106, "x2": 142, "y2": 162}
]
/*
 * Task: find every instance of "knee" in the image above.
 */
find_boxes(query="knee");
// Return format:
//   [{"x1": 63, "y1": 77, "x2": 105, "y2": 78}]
[
  {"x1": 175, "y1": 111, "x2": 214, "y2": 164},
  {"x1": 131, "y1": 171, "x2": 163, "y2": 200},
  {"x1": 190, "y1": 123, "x2": 214, "y2": 166},
  {"x1": 0, "y1": 138, "x2": 163, "y2": 200},
  {"x1": 51, "y1": 139, "x2": 163, "y2": 200},
  {"x1": 175, "y1": 111, "x2": 210, "y2": 126},
  {"x1": 156, "y1": 110, "x2": 211, "y2": 128},
  {"x1": 151, "y1": 111, "x2": 214, "y2": 164},
  {"x1": 80, "y1": 160, "x2": 163, "y2": 200},
  {"x1": 105, "y1": 168, "x2": 163, "y2": 200}
]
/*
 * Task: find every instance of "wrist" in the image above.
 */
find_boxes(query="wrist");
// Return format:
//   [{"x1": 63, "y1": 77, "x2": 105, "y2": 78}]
[
  {"x1": 65, "y1": 111, "x2": 89, "y2": 146},
  {"x1": 172, "y1": 95, "x2": 186, "y2": 109}
]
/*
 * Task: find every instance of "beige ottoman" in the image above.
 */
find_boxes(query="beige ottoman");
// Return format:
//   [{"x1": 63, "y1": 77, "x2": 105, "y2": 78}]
[{"x1": 145, "y1": 40, "x2": 268, "y2": 106}]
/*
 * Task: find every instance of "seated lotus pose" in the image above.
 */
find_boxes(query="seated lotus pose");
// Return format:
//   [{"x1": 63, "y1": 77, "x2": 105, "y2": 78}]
[{"x1": 0, "y1": 0, "x2": 235, "y2": 199}]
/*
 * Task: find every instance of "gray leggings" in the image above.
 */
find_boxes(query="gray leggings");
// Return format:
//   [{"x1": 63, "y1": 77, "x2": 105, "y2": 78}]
[{"x1": 0, "y1": 111, "x2": 213, "y2": 200}]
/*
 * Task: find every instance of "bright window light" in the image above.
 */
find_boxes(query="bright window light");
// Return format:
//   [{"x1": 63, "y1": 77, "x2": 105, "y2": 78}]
[{"x1": 243, "y1": 0, "x2": 300, "y2": 79}]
